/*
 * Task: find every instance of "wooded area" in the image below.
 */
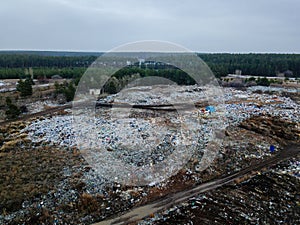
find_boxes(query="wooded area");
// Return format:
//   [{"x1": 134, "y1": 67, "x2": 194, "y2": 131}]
[
  {"x1": 0, "y1": 52, "x2": 299, "y2": 80},
  {"x1": 199, "y1": 53, "x2": 300, "y2": 78}
]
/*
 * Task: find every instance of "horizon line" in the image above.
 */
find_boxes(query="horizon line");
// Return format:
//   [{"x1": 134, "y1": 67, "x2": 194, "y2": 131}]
[{"x1": 0, "y1": 49, "x2": 300, "y2": 54}]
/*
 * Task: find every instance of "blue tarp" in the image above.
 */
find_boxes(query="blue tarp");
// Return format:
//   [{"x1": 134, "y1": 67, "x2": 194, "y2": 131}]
[{"x1": 205, "y1": 106, "x2": 216, "y2": 113}]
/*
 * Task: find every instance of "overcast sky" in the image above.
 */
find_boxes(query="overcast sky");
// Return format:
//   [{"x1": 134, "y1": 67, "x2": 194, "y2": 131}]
[{"x1": 1, "y1": 0, "x2": 299, "y2": 53}]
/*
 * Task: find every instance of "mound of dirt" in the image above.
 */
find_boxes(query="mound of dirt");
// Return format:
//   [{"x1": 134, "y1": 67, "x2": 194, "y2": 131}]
[{"x1": 239, "y1": 115, "x2": 300, "y2": 142}]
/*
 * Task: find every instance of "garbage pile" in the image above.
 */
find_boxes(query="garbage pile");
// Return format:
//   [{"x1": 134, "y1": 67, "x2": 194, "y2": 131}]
[
  {"x1": 21, "y1": 85, "x2": 299, "y2": 180},
  {"x1": 23, "y1": 116, "x2": 76, "y2": 147},
  {"x1": 8, "y1": 84, "x2": 298, "y2": 224},
  {"x1": 25, "y1": 100, "x2": 62, "y2": 114},
  {"x1": 275, "y1": 159, "x2": 300, "y2": 179},
  {"x1": 219, "y1": 88, "x2": 299, "y2": 125},
  {"x1": 98, "y1": 85, "x2": 209, "y2": 106}
]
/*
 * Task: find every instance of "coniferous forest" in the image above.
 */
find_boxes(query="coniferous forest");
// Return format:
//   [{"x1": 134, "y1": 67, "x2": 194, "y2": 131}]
[{"x1": 0, "y1": 52, "x2": 299, "y2": 80}]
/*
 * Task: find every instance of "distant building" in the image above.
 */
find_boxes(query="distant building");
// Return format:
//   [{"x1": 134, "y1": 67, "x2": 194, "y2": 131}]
[
  {"x1": 235, "y1": 69, "x2": 242, "y2": 75},
  {"x1": 226, "y1": 74, "x2": 286, "y2": 80},
  {"x1": 51, "y1": 74, "x2": 63, "y2": 79},
  {"x1": 276, "y1": 72, "x2": 285, "y2": 77},
  {"x1": 138, "y1": 58, "x2": 145, "y2": 68},
  {"x1": 89, "y1": 89, "x2": 101, "y2": 96}
]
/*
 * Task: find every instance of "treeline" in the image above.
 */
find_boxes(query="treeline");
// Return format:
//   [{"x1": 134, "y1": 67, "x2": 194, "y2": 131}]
[
  {"x1": 0, "y1": 54, "x2": 96, "y2": 68},
  {"x1": 114, "y1": 66, "x2": 195, "y2": 84},
  {"x1": 200, "y1": 53, "x2": 300, "y2": 78},
  {"x1": 0, "y1": 67, "x2": 86, "y2": 79},
  {"x1": 0, "y1": 53, "x2": 94, "y2": 79},
  {"x1": 0, "y1": 52, "x2": 300, "y2": 80},
  {"x1": 103, "y1": 66, "x2": 195, "y2": 94}
]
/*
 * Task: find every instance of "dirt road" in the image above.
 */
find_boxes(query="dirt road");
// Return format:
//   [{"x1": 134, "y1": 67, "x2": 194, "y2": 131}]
[{"x1": 0, "y1": 103, "x2": 72, "y2": 127}]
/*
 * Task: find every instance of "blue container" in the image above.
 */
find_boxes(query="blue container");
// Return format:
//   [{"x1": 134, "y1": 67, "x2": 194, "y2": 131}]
[{"x1": 270, "y1": 145, "x2": 275, "y2": 153}]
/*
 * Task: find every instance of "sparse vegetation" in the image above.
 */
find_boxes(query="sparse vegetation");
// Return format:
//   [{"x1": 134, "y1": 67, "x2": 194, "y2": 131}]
[
  {"x1": 256, "y1": 77, "x2": 270, "y2": 86},
  {"x1": 54, "y1": 81, "x2": 76, "y2": 102},
  {"x1": 248, "y1": 77, "x2": 256, "y2": 82}
]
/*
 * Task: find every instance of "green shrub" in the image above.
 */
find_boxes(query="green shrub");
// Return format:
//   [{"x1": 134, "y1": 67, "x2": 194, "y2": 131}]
[{"x1": 5, "y1": 97, "x2": 21, "y2": 119}]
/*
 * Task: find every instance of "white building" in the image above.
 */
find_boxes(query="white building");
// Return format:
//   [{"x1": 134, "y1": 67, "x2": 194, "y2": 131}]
[{"x1": 89, "y1": 89, "x2": 101, "y2": 96}]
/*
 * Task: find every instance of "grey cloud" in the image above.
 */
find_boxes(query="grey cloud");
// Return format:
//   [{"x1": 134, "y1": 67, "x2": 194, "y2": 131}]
[{"x1": 0, "y1": 0, "x2": 299, "y2": 52}]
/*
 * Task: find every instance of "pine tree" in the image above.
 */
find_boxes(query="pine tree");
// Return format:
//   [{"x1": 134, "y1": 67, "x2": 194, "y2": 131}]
[
  {"x1": 16, "y1": 77, "x2": 33, "y2": 97},
  {"x1": 5, "y1": 97, "x2": 21, "y2": 119}
]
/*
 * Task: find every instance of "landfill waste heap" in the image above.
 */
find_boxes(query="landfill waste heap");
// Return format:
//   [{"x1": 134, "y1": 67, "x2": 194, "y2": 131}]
[{"x1": 0, "y1": 85, "x2": 299, "y2": 224}]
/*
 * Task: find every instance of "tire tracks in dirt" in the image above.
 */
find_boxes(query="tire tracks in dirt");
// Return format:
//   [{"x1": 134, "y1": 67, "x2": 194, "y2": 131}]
[{"x1": 94, "y1": 143, "x2": 300, "y2": 225}]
